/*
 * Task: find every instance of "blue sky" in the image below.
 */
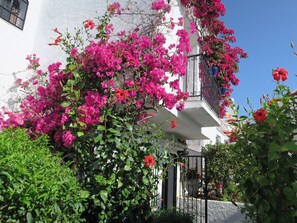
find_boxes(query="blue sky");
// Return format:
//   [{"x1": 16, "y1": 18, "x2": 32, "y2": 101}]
[{"x1": 221, "y1": 0, "x2": 297, "y2": 114}]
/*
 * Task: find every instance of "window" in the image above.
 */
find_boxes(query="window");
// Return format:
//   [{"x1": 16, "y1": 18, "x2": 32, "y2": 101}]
[
  {"x1": 215, "y1": 135, "x2": 221, "y2": 144},
  {"x1": 0, "y1": 0, "x2": 28, "y2": 30}
]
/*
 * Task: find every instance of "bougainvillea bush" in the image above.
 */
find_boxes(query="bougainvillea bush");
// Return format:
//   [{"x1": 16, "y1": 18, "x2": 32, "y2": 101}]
[
  {"x1": 0, "y1": 1, "x2": 187, "y2": 222},
  {"x1": 0, "y1": 0, "x2": 245, "y2": 222},
  {"x1": 230, "y1": 68, "x2": 297, "y2": 223},
  {"x1": 180, "y1": 0, "x2": 247, "y2": 116}
]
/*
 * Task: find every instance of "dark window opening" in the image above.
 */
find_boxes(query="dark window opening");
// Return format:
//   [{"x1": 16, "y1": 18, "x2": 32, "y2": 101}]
[
  {"x1": 215, "y1": 135, "x2": 221, "y2": 144},
  {"x1": 0, "y1": 0, "x2": 28, "y2": 30}
]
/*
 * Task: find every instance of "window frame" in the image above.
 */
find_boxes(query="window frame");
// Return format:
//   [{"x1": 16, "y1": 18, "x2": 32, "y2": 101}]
[{"x1": 0, "y1": 0, "x2": 29, "y2": 30}]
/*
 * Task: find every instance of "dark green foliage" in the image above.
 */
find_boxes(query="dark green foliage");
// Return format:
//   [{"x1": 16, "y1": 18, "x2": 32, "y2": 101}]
[
  {"x1": 151, "y1": 208, "x2": 194, "y2": 223},
  {"x1": 202, "y1": 143, "x2": 240, "y2": 200},
  {"x1": 232, "y1": 84, "x2": 297, "y2": 223},
  {"x1": 0, "y1": 128, "x2": 86, "y2": 222},
  {"x1": 73, "y1": 113, "x2": 171, "y2": 223}
]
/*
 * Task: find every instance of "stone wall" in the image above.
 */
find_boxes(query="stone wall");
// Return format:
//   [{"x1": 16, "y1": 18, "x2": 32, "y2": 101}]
[
  {"x1": 207, "y1": 200, "x2": 248, "y2": 223},
  {"x1": 178, "y1": 198, "x2": 250, "y2": 223}
]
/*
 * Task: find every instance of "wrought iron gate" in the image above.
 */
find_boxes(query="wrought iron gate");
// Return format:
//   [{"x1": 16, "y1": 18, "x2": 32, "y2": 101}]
[{"x1": 177, "y1": 155, "x2": 208, "y2": 223}]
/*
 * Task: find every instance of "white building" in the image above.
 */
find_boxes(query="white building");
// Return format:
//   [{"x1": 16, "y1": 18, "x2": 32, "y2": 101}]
[{"x1": 0, "y1": 0, "x2": 230, "y2": 213}]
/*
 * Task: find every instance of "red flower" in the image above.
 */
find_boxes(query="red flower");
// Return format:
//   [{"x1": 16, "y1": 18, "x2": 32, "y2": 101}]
[
  {"x1": 229, "y1": 132, "x2": 238, "y2": 143},
  {"x1": 171, "y1": 119, "x2": 177, "y2": 128},
  {"x1": 48, "y1": 35, "x2": 62, "y2": 46},
  {"x1": 253, "y1": 109, "x2": 267, "y2": 123},
  {"x1": 227, "y1": 117, "x2": 237, "y2": 123},
  {"x1": 272, "y1": 68, "x2": 288, "y2": 81},
  {"x1": 144, "y1": 155, "x2": 155, "y2": 168},
  {"x1": 53, "y1": 27, "x2": 61, "y2": 35},
  {"x1": 114, "y1": 89, "x2": 129, "y2": 100},
  {"x1": 84, "y1": 19, "x2": 95, "y2": 30}
]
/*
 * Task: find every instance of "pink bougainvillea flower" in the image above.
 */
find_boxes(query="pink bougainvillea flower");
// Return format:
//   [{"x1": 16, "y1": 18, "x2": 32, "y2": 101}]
[
  {"x1": 151, "y1": 0, "x2": 165, "y2": 10},
  {"x1": 171, "y1": 119, "x2": 177, "y2": 128},
  {"x1": 107, "y1": 2, "x2": 121, "y2": 14},
  {"x1": 272, "y1": 67, "x2": 288, "y2": 81},
  {"x1": 84, "y1": 19, "x2": 95, "y2": 30},
  {"x1": 144, "y1": 155, "x2": 155, "y2": 168},
  {"x1": 253, "y1": 109, "x2": 267, "y2": 123},
  {"x1": 62, "y1": 130, "x2": 76, "y2": 148},
  {"x1": 14, "y1": 78, "x2": 22, "y2": 86},
  {"x1": 190, "y1": 21, "x2": 197, "y2": 34},
  {"x1": 70, "y1": 48, "x2": 78, "y2": 57}
]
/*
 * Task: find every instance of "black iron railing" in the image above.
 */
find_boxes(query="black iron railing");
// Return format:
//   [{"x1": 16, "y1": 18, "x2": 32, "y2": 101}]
[{"x1": 181, "y1": 54, "x2": 221, "y2": 116}]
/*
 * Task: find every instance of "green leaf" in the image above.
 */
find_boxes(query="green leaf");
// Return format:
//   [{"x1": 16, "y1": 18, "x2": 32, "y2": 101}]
[
  {"x1": 77, "y1": 132, "x2": 84, "y2": 137},
  {"x1": 68, "y1": 64, "x2": 76, "y2": 71},
  {"x1": 292, "y1": 182, "x2": 297, "y2": 192},
  {"x1": 97, "y1": 125, "x2": 106, "y2": 131},
  {"x1": 117, "y1": 180, "x2": 123, "y2": 188},
  {"x1": 239, "y1": 116, "x2": 248, "y2": 120},
  {"x1": 26, "y1": 212, "x2": 33, "y2": 223},
  {"x1": 283, "y1": 187, "x2": 296, "y2": 202},
  {"x1": 108, "y1": 128, "x2": 121, "y2": 136},
  {"x1": 142, "y1": 177, "x2": 149, "y2": 185},
  {"x1": 121, "y1": 188, "x2": 130, "y2": 198},
  {"x1": 268, "y1": 143, "x2": 280, "y2": 161},
  {"x1": 100, "y1": 190, "x2": 108, "y2": 203},
  {"x1": 281, "y1": 142, "x2": 297, "y2": 152},
  {"x1": 80, "y1": 190, "x2": 90, "y2": 199},
  {"x1": 69, "y1": 123, "x2": 78, "y2": 128},
  {"x1": 67, "y1": 80, "x2": 76, "y2": 87},
  {"x1": 256, "y1": 176, "x2": 268, "y2": 186},
  {"x1": 61, "y1": 101, "x2": 71, "y2": 108},
  {"x1": 124, "y1": 163, "x2": 131, "y2": 171}
]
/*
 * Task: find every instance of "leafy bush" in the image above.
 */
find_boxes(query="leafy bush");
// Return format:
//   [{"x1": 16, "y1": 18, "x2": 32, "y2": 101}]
[
  {"x1": 79, "y1": 116, "x2": 171, "y2": 223},
  {"x1": 202, "y1": 144, "x2": 234, "y2": 197},
  {"x1": 0, "y1": 128, "x2": 86, "y2": 223},
  {"x1": 151, "y1": 208, "x2": 194, "y2": 223},
  {"x1": 231, "y1": 71, "x2": 297, "y2": 223}
]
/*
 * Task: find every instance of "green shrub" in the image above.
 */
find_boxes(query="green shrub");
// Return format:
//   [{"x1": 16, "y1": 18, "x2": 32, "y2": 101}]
[
  {"x1": 151, "y1": 208, "x2": 194, "y2": 223},
  {"x1": 232, "y1": 83, "x2": 297, "y2": 222},
  {"x1": 202, "y1": 143, "x2": 236, "y2": 199},
  {"x1": 0, "y1": 128, "x2": 86, "y2": 223}
]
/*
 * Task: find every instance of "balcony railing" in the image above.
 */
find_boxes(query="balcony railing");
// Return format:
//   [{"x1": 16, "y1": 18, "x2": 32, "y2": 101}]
[{"x1": 181, "y1": 54, "x2": 221, "y2": 116}]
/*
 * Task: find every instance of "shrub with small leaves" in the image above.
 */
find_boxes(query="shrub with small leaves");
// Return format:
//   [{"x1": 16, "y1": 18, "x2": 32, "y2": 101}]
[
  {"x1": 151, "y1": 208, "x2": 194, "y2": 223},
  {"x1": 0, "y1": 128, "x2": 87, "y2": 223}
]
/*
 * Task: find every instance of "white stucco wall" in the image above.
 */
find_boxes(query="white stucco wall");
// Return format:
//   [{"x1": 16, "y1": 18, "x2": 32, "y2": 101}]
[
  {"x1": 0, "y1": 0, "x2": 42, "y2": 105},
  {"x1": 32, "y1": 0, "x2": 107, "y2": 67},
  {"x1": 0, "y1": 0, "x2": 42, "y2": 74}
]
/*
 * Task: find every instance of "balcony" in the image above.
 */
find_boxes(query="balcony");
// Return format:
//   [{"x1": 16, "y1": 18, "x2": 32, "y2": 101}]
[
  {"x1": 183, "y1": 54, "x2": 221, "y2": 115},
  {"x1": 179, "y1": 54, "x2": 221, "y2": 127},
  {"x1": 149, "y1": 54, "x2": 221, "y2": 140}
]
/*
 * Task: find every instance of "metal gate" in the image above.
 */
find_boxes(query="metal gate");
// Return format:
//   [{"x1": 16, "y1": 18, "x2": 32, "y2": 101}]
[{"x1": 177, "y1": 155, "x2": 208, "y2": 223}]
